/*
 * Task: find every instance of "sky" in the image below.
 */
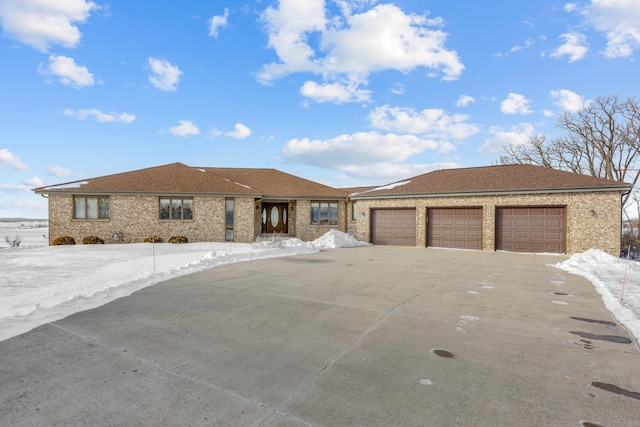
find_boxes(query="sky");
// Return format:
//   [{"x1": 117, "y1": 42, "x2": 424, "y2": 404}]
[
  {"x1": 1, "y1": 222, "x2": 638, "y2": 348},
  {"x1": 1, "y1": 0, "x2": 640, "y2": 218}
]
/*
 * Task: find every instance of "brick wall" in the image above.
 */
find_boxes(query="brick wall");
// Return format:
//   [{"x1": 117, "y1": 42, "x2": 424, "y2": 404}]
[
  {"x1": 233, "y1": 197, "x2": 256, "y2": 243},
  {"x1": 351, "y1": 191, "x2": 623, "y2": 255},
  {"x1": 48, "y1": 194, "x2": 230, "y2": 244},
  {"x1": 47, "y1": 195, "x2": 349, "y2": 245},
  {"x1": 293, "y1": 200, "x2": 349, "y2": 241}
]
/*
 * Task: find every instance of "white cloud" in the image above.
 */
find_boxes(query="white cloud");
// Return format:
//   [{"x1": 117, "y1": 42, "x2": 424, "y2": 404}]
[
  {"x1": 369, "y1": 105, "x2": 480, "y2": 141},
  {"x1": 64, "y1": 108, "x2": 135, "y2": 123},
  {"x1": 47, "y1": 165, "x2": 72, "y2": 177},
  {"x1": 550, "y1": 32, "x2": 589, "y2": 62},
  {"x1": 342, "y1": 161, "x2": 460, "y2": 181},
  {"x1": 510, "y1": 38, "x2": 534, "y2": 54},
  {"x1": 0, "y1": 148, "x2": 27, "y2": 170},
  {"x1": 300, "y1": 80, "x2": 371, "y2": 103},
  {"x1": 478, "y1": 123, "x2": 535, "y2": 154},
  {"x1": 564, "y1": 3, "x2": 578, "y2": 13},
  {"x1": 389, "y1": 83, "x2": 404, "y2": 95},
  {"x1": 0, "y1": 0, "x2": 97, "y2": 51},
  {"x1": 583, "y1": 0, "x2": 640, "y2": 58},
  {"x1": 282, "y1": 131, "x2": 440, "y2": 170},
  {"x1": 549, "y1": 89, "x2": 587, "y2": 112},
  {"x1": 168, "y1": 120, "x2": 200, "y2": 137},
  {"x1": 225, "y1": 123, "x2": 251, "y2": 139},
  {"x1": 500, "y1": 93, "x2": 532, "y2": 115},
  {"x1": 0, "y1": 183, "x2": 33, "y2": 194},
  {"x1": 208, "y1": 9, "x2": 229, "y2": 37},
  {"x1": 25, "y1": 176, "x2": 43, "y2": 187},
  {"x1": 456, "y1": 95, "x2": 475, "y2": 107},
  {"x1": 40, "y1": 55, "x2": 95, "y2": 88},
  {"x1": 259, "y1": 2, "x2": 463, "y2": 97},
  {"x1": 148, "y1": 57, "x2": 182, "y2": 91},
  {"x1": 283, "y1": 128, "x2": 461, "y2": 181}
]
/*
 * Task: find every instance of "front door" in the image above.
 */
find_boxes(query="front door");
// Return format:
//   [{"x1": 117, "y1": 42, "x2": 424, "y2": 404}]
[{"x1": 262, "y1": 203, "x2": 289, "y2": 234}]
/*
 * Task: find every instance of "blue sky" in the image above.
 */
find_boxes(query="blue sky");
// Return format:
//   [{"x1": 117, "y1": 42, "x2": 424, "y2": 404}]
[{"x1": 1, "y1": 0, "x2": 639, "y2": 218}]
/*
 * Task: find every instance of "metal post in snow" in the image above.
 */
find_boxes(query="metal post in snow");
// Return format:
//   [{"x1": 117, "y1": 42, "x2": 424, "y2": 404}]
[{"x1": 621, "y1": 263, "x2": 628, "y2": 301}]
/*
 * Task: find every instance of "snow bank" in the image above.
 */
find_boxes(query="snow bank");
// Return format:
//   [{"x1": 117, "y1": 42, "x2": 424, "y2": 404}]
[
  {"x1": 555, "y1": 249, "x2": 640, "y2": 344},
  {"x1": 0, "y1": 229, "x2": 369, "y2": 342},
  {"x1": 312, "y1": 229, "x2": 370, "y2": 249}
]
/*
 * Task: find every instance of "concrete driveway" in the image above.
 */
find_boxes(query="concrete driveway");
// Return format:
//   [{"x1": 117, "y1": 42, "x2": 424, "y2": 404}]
[{"x1": 1, "y1": 246, "x2": 638, "y2": 426}]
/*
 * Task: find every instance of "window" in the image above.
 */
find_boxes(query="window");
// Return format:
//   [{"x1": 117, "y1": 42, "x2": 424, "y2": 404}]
[
  {"x1": 311, "y1": 201, "x2": 338, "y2": 225},
  {"x1": 225, "y1": 198, "x2": 234, "y2": 241},
  {"x1": 351, "y1": 201, "x2": 357, "y2": 221},
  {"x1": 159, "y1": 198, "x2": 193, "y2": 220},
  {"x1": 74, "y1": 196, "x2": 109, "y2": 219}
]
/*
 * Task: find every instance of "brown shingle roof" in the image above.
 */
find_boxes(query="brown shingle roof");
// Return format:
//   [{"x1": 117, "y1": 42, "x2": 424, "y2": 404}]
[
  {"x1": 33, "y1": 162, "x2": 349, "y2": 199},
  {"x1": 33, "y1": 163, "x2": 259, "y2": 196},
  {"x1": 351, "y1": 164, "x2": 631, "y2": 198},
  {"x1": 202, "y1": 167, "x2": 350, "y2": 199}
]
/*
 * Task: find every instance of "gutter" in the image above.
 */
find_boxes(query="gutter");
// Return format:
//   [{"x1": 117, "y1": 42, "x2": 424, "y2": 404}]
[
  {"x1": 350, "y1": 185, "x2": 632, "y2": 200},
  {"x1": 32, "y1": 189, "x2": 263, "y2": 198}
]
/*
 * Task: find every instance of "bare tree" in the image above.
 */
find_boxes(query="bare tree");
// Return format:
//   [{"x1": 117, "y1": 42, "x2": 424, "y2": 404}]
[{"x1": 497, "y1": 95, "x2": 640, "y2": 205}]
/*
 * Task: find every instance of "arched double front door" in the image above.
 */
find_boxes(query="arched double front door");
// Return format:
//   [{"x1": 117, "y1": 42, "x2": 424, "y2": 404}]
[{"x1": 262, "y1": 203, "x2": 288, "y2": 234}]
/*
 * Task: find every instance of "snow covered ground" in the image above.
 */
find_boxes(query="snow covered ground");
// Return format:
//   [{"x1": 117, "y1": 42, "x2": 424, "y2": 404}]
[
  {"x1": 0, "y1": 222, "x2": 367, "y2": 342},
  {"x1": 1, "y1": 221, "x2": 638, "y2": 346}
]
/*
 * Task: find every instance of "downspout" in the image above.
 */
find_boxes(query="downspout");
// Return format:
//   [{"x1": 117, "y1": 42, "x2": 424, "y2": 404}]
[
  {"x1": 621, "y1": 190, "x2": 631, "y2": 256},
  {"x1": 344, "y1": 197, "x2": 349, "y2": 234}
]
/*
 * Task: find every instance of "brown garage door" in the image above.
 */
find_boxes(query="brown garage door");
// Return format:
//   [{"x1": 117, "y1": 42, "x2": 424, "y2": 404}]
[
  {"x1": 496, "y1": 207, "x2": 565, "y2": 253},
  {"x1": 428, "y1": 208, "x2": 482, "y2": 250},
  {"x1": 371, "y1": 209, "x2": 416, "y2": 246}
]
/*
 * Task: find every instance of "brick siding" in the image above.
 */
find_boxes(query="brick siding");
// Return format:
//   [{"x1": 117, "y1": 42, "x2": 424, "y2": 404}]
[
  {"x1": 49, "y1": 194, "x2": 229, "y2": 244},
  {"x1": 351, "y1": 191, "x2": 623, "y2": 255},
  {"x1": 47, "y1": 191, "x2": 621, "y2": 255}
]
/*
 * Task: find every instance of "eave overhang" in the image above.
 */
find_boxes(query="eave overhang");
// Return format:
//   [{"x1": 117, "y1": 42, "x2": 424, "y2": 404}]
[{"x1": 349, "y1": 185, "x2": 632, "y2": 200}]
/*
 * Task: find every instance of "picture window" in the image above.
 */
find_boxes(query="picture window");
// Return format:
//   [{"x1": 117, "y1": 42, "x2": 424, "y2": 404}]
[{"x1": 159, "y1": 198, "x2": 193, "y2": 220}]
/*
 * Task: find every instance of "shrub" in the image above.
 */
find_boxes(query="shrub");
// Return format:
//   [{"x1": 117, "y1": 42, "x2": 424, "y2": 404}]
[
  {"x1": 168, "y1": 235, "x2": 188, "y2": 244},
  {"x1": 52, "y1": 236, "x2": 76, "y2": 245},
  {"x1": 144, "y1": 235, "x2": 164, "y2": 243},
  {"x1": 5, "y1": 235, "x2": 21, "y2": 248},
  {"x1": 82, "y1": 236, "x2": 105, "y2": 244}
]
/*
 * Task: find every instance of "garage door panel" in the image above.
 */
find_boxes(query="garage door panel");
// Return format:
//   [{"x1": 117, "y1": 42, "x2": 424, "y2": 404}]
[
  {"x1": 372, "y1": 209, "x2": 416, "y2": 246},
  {"x1": 497, "y1": 207, "x2": 565, "y2": 254},
  {"x1": 428, "y1": 208, "x2": 482, "y2": 250}
]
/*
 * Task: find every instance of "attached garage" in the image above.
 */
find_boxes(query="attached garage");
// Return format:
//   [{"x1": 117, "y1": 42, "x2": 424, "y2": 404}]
[
  {"x1": 371, "y1": 208, "x2": 416, "y2": 246},
  {"x1": 496, "y1": 207, "x2": 566, "y2": 253},
  {"x1": 428, "y1": 208, "x2": 482, "y2": 250}
]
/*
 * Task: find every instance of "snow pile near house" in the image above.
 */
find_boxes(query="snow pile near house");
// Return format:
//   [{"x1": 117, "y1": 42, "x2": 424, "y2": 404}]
[
  {"x1": 555, "y1": 249, "x2": 640, "y2": 343},
  {"x1": 312, "y1": 229, "x2": 370, "y2": 249}
]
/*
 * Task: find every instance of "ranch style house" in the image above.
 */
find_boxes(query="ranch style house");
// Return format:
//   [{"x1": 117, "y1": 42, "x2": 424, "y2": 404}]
[{"x1": 33, "y1": 162, "x2": 631, "y2": 256}]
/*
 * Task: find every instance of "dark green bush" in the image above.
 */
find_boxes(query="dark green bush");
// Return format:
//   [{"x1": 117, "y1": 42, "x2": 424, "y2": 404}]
[
  {"x1": 168, "y1": 235, "x2": 188, "y2": 244},
  {"x1": 144, "y1": 235, "x2": 164, "y2": 243},
  {"x1": 82, "y1": 236, "x2": 105, "y2": 244},
  {"x1": 52, "y1": 236, "x2": 76, "y2": 245}
]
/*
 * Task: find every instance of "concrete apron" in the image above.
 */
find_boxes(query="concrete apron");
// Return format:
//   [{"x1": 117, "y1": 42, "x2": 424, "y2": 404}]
[{"x1": 1, "y1": 247, "x2": 638, "y2": 426}]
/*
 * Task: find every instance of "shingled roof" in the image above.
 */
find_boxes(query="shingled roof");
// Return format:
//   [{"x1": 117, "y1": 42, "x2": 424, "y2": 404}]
[
  {"x1": 350, "y1": 164, "x2": 631, "y2": 198},
  {"x1": 201, "y1": 167, "x2": 350, "y2": 199},
  {"x1": 33, "y1": 162, "x2": 349, "y2": 199}
]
